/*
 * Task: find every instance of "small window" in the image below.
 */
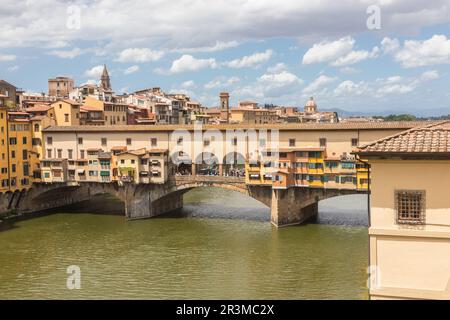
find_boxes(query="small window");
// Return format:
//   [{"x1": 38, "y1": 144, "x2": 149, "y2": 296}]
[
  {"x1": 126, "y1": 138, "x2": 132, "y2": 146},
  {"x1": 78, "y1": 137, "x2": 83, "y2": 145},
  {"x1": 151, "y1": 138, "x2": 157, "y2": 147},
  {"x1": 319, "y1": 138, "x2": 327, "y2": 147},
  {"x1": 101, "y1": 138, "x2": 107, "y2": 146},
  {"x1": 203, "y1": 139, "x2": 210, "y2": 147},
  {"x1": 351, "y1": 138, "x2": 358, "y2": 147},
  {"x1": 289, "y1": 138, "x2": 295, "y2": 147},
  {"x1": 395, "y1": 190, "x2": 426, "y2": 225}
]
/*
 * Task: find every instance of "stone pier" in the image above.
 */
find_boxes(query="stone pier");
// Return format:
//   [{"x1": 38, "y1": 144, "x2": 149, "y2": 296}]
[{"x1": 270, "y1": 188, "x2": 320, "y2": 227}]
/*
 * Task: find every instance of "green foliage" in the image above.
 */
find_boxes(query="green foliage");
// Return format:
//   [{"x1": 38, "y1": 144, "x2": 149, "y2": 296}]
[{"x1": 373, "y1": 114, "x2": 417, "y2": 121}]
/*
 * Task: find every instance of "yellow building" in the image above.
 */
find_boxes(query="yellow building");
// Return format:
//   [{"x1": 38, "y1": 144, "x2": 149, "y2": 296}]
[
  {"x1": 0, "y1": 96, "x2": 8, "y2": 192},
  {"x1": 354, "y1": 121, "x2": 450, "y2": 300},
  {"x1": 84, "y1": 96, "x2": 128, "y2": 125},
  {"x1": 230, "y1": 108, "x2": 279, "y2": 124},
  {"x1": 0, "y1": 103, "x2": 45, "y2": 193},
  {"x1": 245, "y1": 146, "x2": 366, "y2": 191},
  {"x1": 5, "y1": 112, "x2": 34, "y2": 191},
  {"x1": 50, "y1": 99, "x2": 81, "y2": 126}
]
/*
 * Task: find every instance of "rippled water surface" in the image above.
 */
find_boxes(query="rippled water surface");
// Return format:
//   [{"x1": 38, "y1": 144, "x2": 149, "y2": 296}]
[{"x1": 0, "y1": 188, "x2": 368, "y2": 299}]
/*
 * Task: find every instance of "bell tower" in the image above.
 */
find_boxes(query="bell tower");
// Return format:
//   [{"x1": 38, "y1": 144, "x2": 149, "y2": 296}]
[
  {"x1": 220, "y1": 92, "x2": 230, "y2": 123},
  {"x1": 101, "y1": 64, "x2": 112, "y2": 91}
]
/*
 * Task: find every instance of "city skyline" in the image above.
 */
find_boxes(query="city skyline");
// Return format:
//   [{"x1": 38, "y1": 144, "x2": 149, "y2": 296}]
[{"x1": 1, "y1": 1, "x2": 450, "y2": 113}]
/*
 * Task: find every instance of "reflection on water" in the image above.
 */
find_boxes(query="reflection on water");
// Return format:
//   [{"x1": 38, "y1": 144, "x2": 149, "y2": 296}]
[{"x1": 0, "y1": 188, "x2": 368, "y2": 300}]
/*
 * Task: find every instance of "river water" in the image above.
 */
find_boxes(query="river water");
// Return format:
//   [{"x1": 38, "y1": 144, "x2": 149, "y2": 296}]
[{"x1": 0, "y1": 188, "x2": 369, "y2": 300}]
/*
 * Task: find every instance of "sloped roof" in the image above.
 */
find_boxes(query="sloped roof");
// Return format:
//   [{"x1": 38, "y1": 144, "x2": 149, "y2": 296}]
[{"x1": 354, "y1": 121, "x2": 450, "y2": 156}]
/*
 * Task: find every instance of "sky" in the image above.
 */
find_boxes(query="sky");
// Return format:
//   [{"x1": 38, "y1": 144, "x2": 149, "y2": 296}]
[{"x1": 1, "y1": 0, "x2": 450, "y2": 115}]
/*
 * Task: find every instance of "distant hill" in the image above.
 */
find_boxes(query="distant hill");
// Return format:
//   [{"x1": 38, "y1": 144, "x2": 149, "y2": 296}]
[{"x1": 321, "y1": 107, "x2": 450, "y2": 118}]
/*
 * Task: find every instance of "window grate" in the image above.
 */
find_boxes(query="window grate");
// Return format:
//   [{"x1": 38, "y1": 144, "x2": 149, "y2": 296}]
[{"x1": 395, "y1": 190, "x2": 426, "y2": 225}]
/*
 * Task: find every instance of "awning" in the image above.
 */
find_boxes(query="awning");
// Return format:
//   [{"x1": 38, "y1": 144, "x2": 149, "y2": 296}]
[
  {"x1": 250, "y1": 174, "x2": 260, "y2": 178},
  {"x1": 140, "y1": 171, "x2": 149, "y2": 176},
  {"x1": 100, "y1": 171, "x2": 110, "y2": 177},
  {"x1": 77, "y1": 169, "x2": 85, "y2": 174}
]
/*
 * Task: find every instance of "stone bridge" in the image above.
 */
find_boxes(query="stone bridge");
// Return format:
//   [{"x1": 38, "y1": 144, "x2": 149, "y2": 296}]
[{"x1": 0, "y1": 176, "x2": 364, "y2": 227}]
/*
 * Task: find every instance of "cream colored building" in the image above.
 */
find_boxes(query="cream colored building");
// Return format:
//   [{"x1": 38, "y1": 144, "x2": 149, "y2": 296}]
[
  {"x1": 355, "y1": 121, "x2": 450, "y2": 300},
  {"x1": 40, "y1": 122, "x2": 428, "y2": 175}
]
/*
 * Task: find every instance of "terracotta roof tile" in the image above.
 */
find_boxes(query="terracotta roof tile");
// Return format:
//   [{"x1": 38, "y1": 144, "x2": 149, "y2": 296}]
[
  {"x1": 354, "y1": 120, "x2": 450, "y2": 155},
  {"x1": 42, "y1": 121, "x2": 434, "y2": 133}
]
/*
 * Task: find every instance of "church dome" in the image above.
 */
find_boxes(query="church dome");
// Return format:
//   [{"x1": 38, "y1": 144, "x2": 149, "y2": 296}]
[
  {"x1": 304, "y1": 97, "x2": 317, "y2": 113},
  {"x1": 305, "y1": 97, "x2": 317, "y2": 108}
]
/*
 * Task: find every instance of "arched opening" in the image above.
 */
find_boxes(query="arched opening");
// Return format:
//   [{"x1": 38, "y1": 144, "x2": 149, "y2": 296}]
[
  {"x1": 195, "y1": 152, "x2": 219, "y2": 176},
  {"x1": 171, "y1": 152, "x2": 192, "y2": 176},
  {"x1": 160, "y1": 186, "x2": 270, "y2": 222},
  {"x1": 222, "y1": 152, "x2": 245, "y2": 177},
  {"x1": 317, "y1": 194, "x2": 368, "y2": 226}
]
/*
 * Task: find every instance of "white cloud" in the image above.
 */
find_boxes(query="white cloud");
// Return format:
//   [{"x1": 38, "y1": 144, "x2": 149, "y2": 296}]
[
  {"x1": 84, "y1": 65, "x2": 105, "y2": 78},
  {"x1": 116, "y1": 48, "x2": 164, "y2": 63},
  {"x1": 267, "y1": 63, "x2": 287, "y2": 73},
  {"x1": 393, "y1": 35, "x2": 450, "y2": 68},
  {"x1": 0, "y1": 54, "x2": 16, "y2": 61},
  {"x1": 420, "y1": 70, "x2": 439, "y2": 81},
  {"x1": 302, "y1": 37, "x2": 354, "y2": 65},
  {"x1": 168, "y1": 55, "x2": 217, "y2": 74},
  {"x1": 303, "y1": 36, "x2": 379, "y2": 67},
  {"x1": 181, "y1": 80, "x2": 196, "y2": 89},
  {"x1": 0, "y1": 1, "x2": 449, "y2": 51},
  {"x1": 339, "y1": 66, "x2": 361, "y2": 74},
  {"x1": 381, "y1": 37, "x2": 400, "y2": 54},
  {"x1": 302, "y1": 75, "x2": 337, "y2": 95},
  {"x1": 174, "y1": 41, "x2": 239, "y2": 53},
  {"x1": 377, "y1": 84, "x2": 415, "y2": 95},
  {"x1": 330, "y1": 47, "x2": 379, "y2": 67},
  {"x1": 257, "y1": 70, "x2": 303, "y2": 97},
  {"x1": 204, "y1": 76, "x2": 240, "y2": 89},
  {"x1": 48, "y1": 47, "x2": 83, "y2": 59},
  {"x1": 124, "y1": 65, "x2": 139, "y2": 75},
  {"x1": 224, "y1": 49, "x2": 273, "y2": 68},
  {"x1": 334, "y1": 80, "x2": 368, "y2": 96}
]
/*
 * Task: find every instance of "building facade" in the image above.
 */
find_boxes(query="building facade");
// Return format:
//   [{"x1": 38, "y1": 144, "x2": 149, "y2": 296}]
[
  {"x1": 355, "y1": 121, "x2": 450, "y2": 300},
  {"x1": 48, "y1": 77, "x2": 74, "y2": 98}
]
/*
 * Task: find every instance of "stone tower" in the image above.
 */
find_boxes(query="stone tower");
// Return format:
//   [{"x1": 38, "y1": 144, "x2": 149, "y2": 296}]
[
  {"x1": 101, "y1": 64, "x2": 112, "y2": 91},
  {"x1": 220, "y1": 92, "x2": 230, "y2": 123}
]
